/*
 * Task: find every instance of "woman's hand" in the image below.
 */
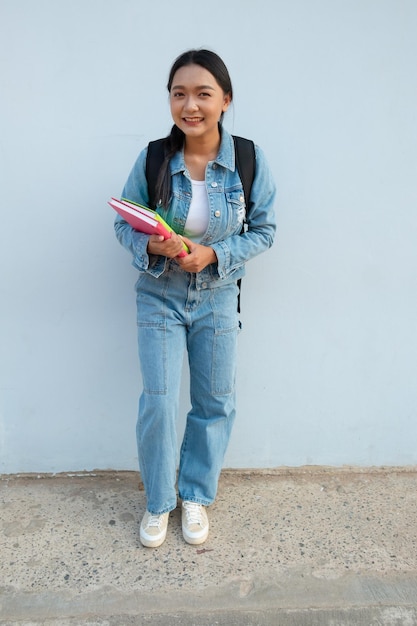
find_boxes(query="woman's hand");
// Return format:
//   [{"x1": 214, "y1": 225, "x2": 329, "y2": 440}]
[
  {"x1": 176, "y1": 237, "x2": 217, "y2": 273},
  {"x1": 147, "y1": 233, "x2": 186, "y2": 258}
]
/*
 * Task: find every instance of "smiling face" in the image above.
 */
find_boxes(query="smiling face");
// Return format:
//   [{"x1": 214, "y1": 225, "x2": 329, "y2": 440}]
[{"x1": 169, "y1": 64, "x2": 232, "y2": 144}]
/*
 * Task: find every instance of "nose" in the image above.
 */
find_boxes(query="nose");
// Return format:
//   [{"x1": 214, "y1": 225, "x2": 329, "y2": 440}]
[{"x1": 184, "y1": 96, "x2": 199, "y2": 112}]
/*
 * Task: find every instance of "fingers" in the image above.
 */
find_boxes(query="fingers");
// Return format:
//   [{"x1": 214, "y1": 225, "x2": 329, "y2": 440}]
[
  {"x1": 180, "y1": 235, "x2": 194, "y2": 249},
  {"x1": 147, "y1": 234, "x2": 184, "y2": 257}
]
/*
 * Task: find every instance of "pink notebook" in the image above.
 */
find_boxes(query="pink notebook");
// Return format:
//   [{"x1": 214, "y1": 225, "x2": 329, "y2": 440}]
[{"x1": 109, "y1": 197, "x2": 189, "y2": 257}]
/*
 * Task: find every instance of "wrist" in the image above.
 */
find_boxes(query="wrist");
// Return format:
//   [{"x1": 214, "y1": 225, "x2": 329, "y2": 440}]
[{"x1": 207, "y1": 247, "x2": 217, "y2": 264}]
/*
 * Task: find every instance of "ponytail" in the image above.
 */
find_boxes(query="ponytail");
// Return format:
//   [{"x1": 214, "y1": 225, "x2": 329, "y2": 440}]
[{"x1": 154, "y1": 125, "x2": 184, "y2": 209}]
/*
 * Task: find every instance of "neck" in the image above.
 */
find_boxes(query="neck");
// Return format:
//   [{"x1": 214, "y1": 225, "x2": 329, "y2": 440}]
[
  {"x1": 184, "y1": 128, "x2": 221, "y2": 159},
  {"x1": 183, "y1": 132, "x2": 221, "y2": 180}
]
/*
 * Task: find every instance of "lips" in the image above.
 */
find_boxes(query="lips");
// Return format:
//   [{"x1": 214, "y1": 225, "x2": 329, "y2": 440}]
[{"x1": 184, "y1": 117, "x2": 204, "y2": 123}]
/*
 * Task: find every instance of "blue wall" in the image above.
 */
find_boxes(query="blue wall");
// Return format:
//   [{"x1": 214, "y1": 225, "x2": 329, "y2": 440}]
[{"x1": 1, "y1": 0, "x2": 416, "y2": 472}]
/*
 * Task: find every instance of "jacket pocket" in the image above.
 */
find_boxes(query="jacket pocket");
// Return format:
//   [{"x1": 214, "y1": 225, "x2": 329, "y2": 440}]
[{"x1": 225, "y1": 191, "x2": 246, "y2": 231}]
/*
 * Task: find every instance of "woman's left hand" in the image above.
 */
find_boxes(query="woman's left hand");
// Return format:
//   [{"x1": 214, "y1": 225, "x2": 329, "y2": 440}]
[{"x1": 176, "y1": 237, "x2": 217, "y2": 273}]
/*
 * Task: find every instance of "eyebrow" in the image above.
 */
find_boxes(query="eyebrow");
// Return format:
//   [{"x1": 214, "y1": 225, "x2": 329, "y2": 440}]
[{"x1": 171, "y1": 84, "x2": 216, "y2": 91}]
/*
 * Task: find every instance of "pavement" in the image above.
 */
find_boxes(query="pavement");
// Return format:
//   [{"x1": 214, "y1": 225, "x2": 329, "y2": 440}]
[{"x1": 1, "y1": 467, "x2": 417, "y2": 625}]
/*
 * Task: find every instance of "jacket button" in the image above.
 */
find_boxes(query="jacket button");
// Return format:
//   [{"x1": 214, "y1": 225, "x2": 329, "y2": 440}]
[
  {"x1": 240, "y1": 195, "x2": 244, "y2": 203},
  {"x1": 214, "y1": 210, "x2": 221, "y2": 217},
  {"x1": 211, "y1": 181, "x2": 218, "y2": 188}
]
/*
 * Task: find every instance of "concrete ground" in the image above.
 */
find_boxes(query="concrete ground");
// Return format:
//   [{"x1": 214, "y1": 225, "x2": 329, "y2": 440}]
[{"x1": 1, "y1": 468, "x2": 417, "y2": 625}]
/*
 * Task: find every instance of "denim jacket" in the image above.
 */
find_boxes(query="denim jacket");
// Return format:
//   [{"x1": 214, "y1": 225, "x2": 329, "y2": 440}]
[{"x1": 114, "y1": 128, "x2": 276, "y2": 290}]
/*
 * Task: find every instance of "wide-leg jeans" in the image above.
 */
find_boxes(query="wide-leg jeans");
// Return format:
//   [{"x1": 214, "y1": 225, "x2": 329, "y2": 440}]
[{"x1": 135, "y1": 263, "x2": 239, "y2": 515}]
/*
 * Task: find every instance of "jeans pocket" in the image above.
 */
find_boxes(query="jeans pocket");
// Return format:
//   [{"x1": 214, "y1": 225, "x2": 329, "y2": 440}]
[
  {"x1": 137, "y1": 322, "x2": 167, "y2": 394},
  {"x1": 211, "y1": 325, "x2": 238, "y2": 396}
]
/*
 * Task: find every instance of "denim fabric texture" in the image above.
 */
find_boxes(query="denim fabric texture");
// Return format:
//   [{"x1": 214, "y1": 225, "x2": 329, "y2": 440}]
[
  {"x1": 135, "y1": 265, "x2": 239, "y2": 513},
  {"x1": 114, "y1": 128, "x2": 276, "y2": 514},
  {"x1": 114, "y1": 129, "x2": 276, "y2": 286}
]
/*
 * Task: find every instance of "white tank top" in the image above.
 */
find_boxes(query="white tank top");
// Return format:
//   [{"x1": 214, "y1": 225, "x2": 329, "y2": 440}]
[{"x1": 184, "y1": 179, "x2": 210, "y2": 241}]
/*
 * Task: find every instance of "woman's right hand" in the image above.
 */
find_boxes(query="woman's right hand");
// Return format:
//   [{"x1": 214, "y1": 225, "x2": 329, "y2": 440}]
[{"x1": 147, "y1": 233, "x2": 185, "y2": 258}]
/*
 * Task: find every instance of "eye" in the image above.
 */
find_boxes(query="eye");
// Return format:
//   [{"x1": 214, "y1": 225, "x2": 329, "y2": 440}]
[
  {"x1": 199, "y1": 92, "x2": 211, "y2": 97},
  {"x1": 172, "y1": 91, "x2": 184, "y2": 98}
]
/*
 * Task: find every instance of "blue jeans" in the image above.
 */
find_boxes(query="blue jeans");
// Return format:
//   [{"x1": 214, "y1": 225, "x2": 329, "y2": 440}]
[{"x1": 135, "y1": 262, "x2": 239, "y2": 515}]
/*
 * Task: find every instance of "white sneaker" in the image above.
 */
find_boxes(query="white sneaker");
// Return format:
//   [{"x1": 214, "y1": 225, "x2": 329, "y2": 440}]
[
  {"x1": 181, "y1": 501, "x2": 209, "y2": 545},
  {"x1": 140, "y1": 510, "x2": 169, "y2": 548}
]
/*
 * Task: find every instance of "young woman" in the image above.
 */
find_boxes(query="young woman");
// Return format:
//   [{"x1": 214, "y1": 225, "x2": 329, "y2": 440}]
[{"x1": 115, "y1": 49, "x2": 276, "y2": 548}]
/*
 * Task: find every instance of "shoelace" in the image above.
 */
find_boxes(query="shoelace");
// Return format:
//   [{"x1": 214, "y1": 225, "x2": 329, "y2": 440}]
[
  {"x1": 183, "y1": 502, "x2": 204, "y2": 526},
  {"x1": 146, "y1": 514, "x2": 165, "y2": 529}
]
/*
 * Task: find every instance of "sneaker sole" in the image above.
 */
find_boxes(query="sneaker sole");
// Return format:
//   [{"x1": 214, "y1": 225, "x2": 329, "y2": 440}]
[
  {"x1": 182, "y1": 527, "x2": 209, "y2": 545},
  {"x1": 140, "y1": 532, "x2": 167, "y2": 548}
]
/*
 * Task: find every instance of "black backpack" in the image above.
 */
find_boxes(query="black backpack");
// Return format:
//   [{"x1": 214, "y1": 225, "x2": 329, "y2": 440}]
[{"x1": 145, "y1": 135, "x2": 256, "y2": 312}]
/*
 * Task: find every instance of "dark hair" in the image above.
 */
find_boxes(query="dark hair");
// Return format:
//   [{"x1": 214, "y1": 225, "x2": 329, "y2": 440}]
[{"x1": 154, "y1": 49, "x2": 233, "y2": 209}]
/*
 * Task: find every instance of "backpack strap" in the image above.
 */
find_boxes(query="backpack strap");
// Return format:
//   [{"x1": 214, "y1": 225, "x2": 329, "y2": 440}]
[
  {"x1": 232, "y1": 136, "x2": 256, "y2": 313},
  {"x1": 145, "y1": 138, "x2": 167, "y2": 209},
  {"x1": 232, "y1": 135, "x2": 256, "y2": 218}
]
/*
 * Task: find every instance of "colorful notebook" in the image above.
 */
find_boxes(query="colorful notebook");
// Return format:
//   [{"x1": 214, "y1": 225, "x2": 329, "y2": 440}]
[{"x1": 109, "y1": 197, "x2": 189, "y2": 257}]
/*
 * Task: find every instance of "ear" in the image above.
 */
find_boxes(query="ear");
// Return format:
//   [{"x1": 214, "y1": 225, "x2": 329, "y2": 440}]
[{"x1": 222, "y1": 93, "x2": 232, "y2": 112}]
